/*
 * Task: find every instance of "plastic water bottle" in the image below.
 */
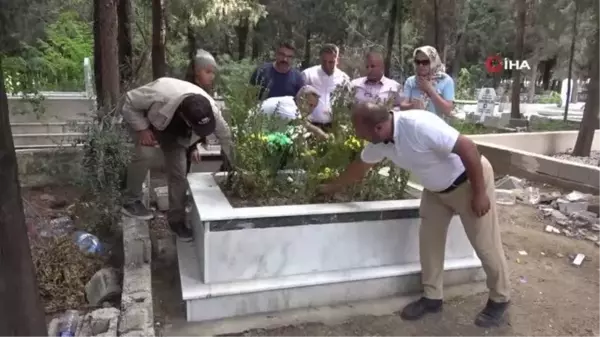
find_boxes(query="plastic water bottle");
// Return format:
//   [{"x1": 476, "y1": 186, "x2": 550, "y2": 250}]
[
  {"x1": 58, "y1": 310, "x2": 79, "y2": 337},
  {"x1": 73, "y1": 231, "x2": 102, "y2": 254}
]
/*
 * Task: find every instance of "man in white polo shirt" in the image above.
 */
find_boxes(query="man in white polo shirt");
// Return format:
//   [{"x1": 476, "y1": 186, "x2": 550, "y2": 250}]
[
  {"x1": 319, "y1": 102, "x2": 510, "y2": 328},
  {"x1": 302, "y1": 44, "x2": 351, "y2": 131}
]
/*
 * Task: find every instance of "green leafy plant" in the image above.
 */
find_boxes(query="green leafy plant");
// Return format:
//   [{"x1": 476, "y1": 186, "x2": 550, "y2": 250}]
[
  {"x1": 73, "y1": 116, "x2": 132, "y2": 238},
  {"x1": 218, "y1": 65, "x2": 410, "y2": 206}
]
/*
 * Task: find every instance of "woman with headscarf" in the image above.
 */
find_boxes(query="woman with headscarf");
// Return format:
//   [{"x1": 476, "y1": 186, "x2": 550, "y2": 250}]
[{"x1": 400, "y1": 46, "x2": 455, "y2": 117}]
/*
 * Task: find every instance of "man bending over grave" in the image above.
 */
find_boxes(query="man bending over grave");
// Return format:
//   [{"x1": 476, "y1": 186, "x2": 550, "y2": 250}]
[
  {"x1": 255, "y1": 85, "x2": 331, "y2": 140},
  {"x1": 319, "y1": 102, "x2": 510, "y2": 328},
  {"x1": 120, "y1": 77, "x2": 233, "y2": 241}
]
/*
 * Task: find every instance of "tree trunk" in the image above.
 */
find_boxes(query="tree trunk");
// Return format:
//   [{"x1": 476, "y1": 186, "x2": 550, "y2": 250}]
[
  {"x1": 564, "y1": 1, "x2": 579, "y2": 121},
  {"x1": 572, "y1": 7, "x2": 599, "y2": 157},
  {"x1": 527, "y1": 56, "x2": 538, "y2": 103},
  {"x1": 93, "y1": 0, "x2": 104, "y2": 108},
  {"x1": 251, "y1": 18, "x2": 264, "y2": 60},
  {"x1": 384, "y1": 0, "x2": 398, "y2": 77},
  {"x1": 235, "y1": 16, "x2": 250, "y2": 60},
  {"x1": 433, "y1": 0, "x2": 440, "y2": 51},
  {"x1": 118, "y1": 0, "x2": 133, "y2": 91},
  {"x1": 541, "y1": 57, "x2": 556, "y2": 91},
  {"x1": 97, "y1": 0, "x2": 120, "y2": 112},
  {"x1": 302, "y1": 27, "x2": 311, "y2": 70},
  {"x1": 151, "y1": 0, "x2": 167, "y2": 79},
  {"x1": 510, "y1": 0, "x2": 527, "y2": 118},
  {"x1": 0, "y1": 56, "x2": 48, "y2": 337},
  {"x1": 451, "y1": 0, "x2": 470, "y2": 80},
  {"x1": 397, "y1": 0, "x2": 404, "y2": 81}
]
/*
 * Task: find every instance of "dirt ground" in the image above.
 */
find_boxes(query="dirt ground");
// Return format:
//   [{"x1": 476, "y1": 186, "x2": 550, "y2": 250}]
[{"x1": 151, "y1": 202, "x2": 600, "y2": 336}]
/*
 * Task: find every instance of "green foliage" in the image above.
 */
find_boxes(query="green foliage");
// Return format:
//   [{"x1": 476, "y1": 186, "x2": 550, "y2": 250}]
[
  {"x1": 449, "y1": 118, "x2": 496, "y2": 135},
  {"x1": 3, "y1": 11, "x2": 92, "y2": 92},
  {"x1": 74, "y1": 117, "x2": 132, "y2": 238},
  {"x1": 456, "y1": 68, "x2": 474, "y2": 100},
  {"x1": 220, "y1": 63, "x2": 410, "y2": 206},
  {"x1": 538, "y1": 91, "x2": 561, "y2": 104}
]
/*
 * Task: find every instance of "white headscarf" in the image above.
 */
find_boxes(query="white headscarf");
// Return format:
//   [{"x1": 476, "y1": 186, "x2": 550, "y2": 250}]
[{"x1": 413, "y1": 45, "x2": 446, "y2": 80}]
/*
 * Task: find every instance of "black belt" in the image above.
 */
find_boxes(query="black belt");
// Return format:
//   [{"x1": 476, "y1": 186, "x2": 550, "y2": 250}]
[{"x1": 438, "y1": 171, "x2": 468, "y2": 194}]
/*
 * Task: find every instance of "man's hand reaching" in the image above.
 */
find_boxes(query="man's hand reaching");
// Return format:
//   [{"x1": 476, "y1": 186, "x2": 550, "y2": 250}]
[{"x1": 138, "y1": 129, "x2": 158, "y2": 146}]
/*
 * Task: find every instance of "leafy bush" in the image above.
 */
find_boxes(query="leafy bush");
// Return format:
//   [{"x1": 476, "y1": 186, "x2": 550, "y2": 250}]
[
  {"x1": 537, "y1": 91, "x2": 561, "y2": 105},
  {"x1": 73, "y1": 116, "x2": 132, "y2": 238},
  {"x1": 220, "y1": 74, "x2": 410, "y2": 206},
  {"x1": 456, "y1": 68, "x2": 474, "y2": 100},
  {"x1": 3, "y1": 11, "x2": 92, "y2": 92}
]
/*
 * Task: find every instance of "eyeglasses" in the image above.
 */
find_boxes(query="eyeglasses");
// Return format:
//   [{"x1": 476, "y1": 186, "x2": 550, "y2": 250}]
[{"x1": 414, "y1": 59, "x2": 430, "y2": 66}]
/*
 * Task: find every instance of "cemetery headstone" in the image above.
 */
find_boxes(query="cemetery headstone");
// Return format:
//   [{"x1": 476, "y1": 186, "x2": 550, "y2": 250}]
[
  {"x1": 475, "y1": 87, "x2": 497, "y2": 123},
  {"x1": 559, "y1": 78, "x2": 573, "y2": 108},
  {"x1": 83, "y1": 57, "x2": 94, "y2": 100}
]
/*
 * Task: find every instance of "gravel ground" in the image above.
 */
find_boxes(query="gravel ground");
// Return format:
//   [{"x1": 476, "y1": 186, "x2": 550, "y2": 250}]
[{"x1": 552, "y1": 151, "x2": 600, "y2": 166}]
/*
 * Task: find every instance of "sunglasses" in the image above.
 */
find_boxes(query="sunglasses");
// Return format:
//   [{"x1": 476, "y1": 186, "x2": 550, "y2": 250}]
[{"x1": 414, "y1": 59, "x2": 430, "y2": 66}]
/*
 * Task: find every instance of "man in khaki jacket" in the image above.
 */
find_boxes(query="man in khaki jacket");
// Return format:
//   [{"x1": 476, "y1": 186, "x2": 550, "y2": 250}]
[{"x1": 120, "y1": 77, "x2": 232, "y2": 240}]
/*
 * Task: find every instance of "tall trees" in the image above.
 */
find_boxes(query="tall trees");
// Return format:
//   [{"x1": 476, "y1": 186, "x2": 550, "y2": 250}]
[
  {"x1": 152, "y1": 0, "x2": 167, "y2": 79},
  {"x1": 95, "y1": 0, "x2": 120, "y2": 111},
  {"x1": 118, "y1": 0, "x2": 134, "y2": 89},
  {"x1": 0, "y1": 0, "x2": 48, "y2": 334},
  {"x1": 572, "y1": 2, "x2": 599, "y2": 157},
  {"x1": 511, "y1": 0, "x2": 527, "y2": 118}
]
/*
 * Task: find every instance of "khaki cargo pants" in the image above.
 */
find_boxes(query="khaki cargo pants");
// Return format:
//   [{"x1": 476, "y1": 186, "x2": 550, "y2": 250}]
[
  {"x1": 124, "y1": 131, "x2": 188, "y2": 224},
  {"x1": 419, "y1": 156, "x2": 510, "y2": 303}
]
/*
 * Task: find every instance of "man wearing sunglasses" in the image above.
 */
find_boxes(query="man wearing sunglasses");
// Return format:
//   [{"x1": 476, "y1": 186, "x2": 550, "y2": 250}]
[
  {"x1": 400, "y1": 46, "x2": 455, "y2": 117},
  {"x1": 120, "y1": 77, "x2": 232, "y2": 241}
]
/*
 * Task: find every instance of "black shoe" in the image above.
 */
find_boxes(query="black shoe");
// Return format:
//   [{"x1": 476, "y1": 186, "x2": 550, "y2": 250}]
[
  {"x1": 399, "y1": 297, "x2": 443, "y2": 321},
  {"x1": 169, "y1": 222, "x2": 194, "y2": 242},
  {"x1": 474, "y1": 299, "x2": 509, "y2": 328},
  {"x1": 122, "y1": 201, "x2": 154, "y2": 220}
]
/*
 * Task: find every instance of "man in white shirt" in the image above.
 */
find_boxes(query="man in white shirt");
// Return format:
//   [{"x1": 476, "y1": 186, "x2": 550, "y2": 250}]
[
  {"x1": 351, "y1": 51, "x2": 402, "y2": 108},
  {"x1": 254, "y1": 85, "x2": 329, "y2": 140},
  {"x1": 319, "y1": 102, "x2": 510, "y2": 328},
  {"x1": 302, "y1": 44, "x2": 351, "y2": 131}
]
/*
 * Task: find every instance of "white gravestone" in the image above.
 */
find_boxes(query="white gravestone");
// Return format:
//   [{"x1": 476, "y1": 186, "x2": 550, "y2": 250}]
[
  {"x1": 559, "y1": 78, "x2": 574, "y2": 108},
  {"x1": 475, "y1": 88, "x2": 497, "y2": 123}
]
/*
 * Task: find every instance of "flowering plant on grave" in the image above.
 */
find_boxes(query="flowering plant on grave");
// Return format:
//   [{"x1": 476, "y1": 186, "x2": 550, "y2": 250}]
[{"x1": 219, "y1": 61, "x2": 410, "y2": 205}]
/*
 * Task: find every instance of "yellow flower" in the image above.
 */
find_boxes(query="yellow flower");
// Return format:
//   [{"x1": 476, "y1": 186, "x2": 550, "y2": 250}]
[
  {"x1": 301, "y1": 149, "x2": 317, "y2": 157},
  {"x1": 344, "y1": 136, "x2": 362, "y2": 151},
  {"x1": 316, "y1": 167, "x2": 338, "y2": 180}
]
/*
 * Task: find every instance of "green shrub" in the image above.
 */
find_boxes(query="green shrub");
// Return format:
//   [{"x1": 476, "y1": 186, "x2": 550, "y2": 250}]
[{"x1": 220, "y1": 71, "x2": 410, "y2": 206}]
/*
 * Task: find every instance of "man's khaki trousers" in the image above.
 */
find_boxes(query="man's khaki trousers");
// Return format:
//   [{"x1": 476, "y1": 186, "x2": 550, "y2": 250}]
[
  {"x1": 419, "y1": 156, "x2": 510, "y2": 303},
  {"x1": 124, "y1": 131, "x2": 188, "y2": 224}
]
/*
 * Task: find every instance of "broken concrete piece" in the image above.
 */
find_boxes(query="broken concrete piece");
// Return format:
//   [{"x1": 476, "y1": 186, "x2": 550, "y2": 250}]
[
  {"x1": 539, "y1": 191, "x2": 561, "y2": 204},
  {"x1": 545, "y1": 225, "x2": 561, "y2": 234},
  {"x1": 572, "y1": 253, "x2": 585, "y2": 266},
  {"x1": 572, "y1": 210, "x2": 600, "y2": 225},
  {"x1": 549, "y1": 209, "x2": 569, "y2": 223},
  {"x1": 565, "y1": 191, "x2": 587, "y2": 202},
  {"x1": 495, "y1": 175, "x2": 524, "y2": 190},
  {"x1": 518, "y1": 250, "x2": 528, "y2": 256},
  {"x1": 588, "y1": 203, "x2": 599, "y2": 216},
  {"x1": 558, "y1": 201, "x2": 589, "y2": 215},
  {"x1": 85, "y1": 268, "x2": 122, "y2": 306},
  {"x1": 496, "y1": 189, "x2": 516, "y2": 205},
  {"x1": 78, "y1": 308, "x2": 120, "y2": 337}
]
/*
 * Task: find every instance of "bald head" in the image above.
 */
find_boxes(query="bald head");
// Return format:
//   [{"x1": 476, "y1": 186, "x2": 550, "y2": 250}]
[
  {"x1": 351, "y1": 102, "x2": 393, "y2": 144},
  {"x1": 365, "y1": 52, "x2": 385, "y2": 81},
  {"x1": 352, "y1": 102, "x2": 390, "y2": 126}
]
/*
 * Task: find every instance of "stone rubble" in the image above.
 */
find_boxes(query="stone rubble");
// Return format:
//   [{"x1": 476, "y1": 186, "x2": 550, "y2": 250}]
[
  {"x1": 552, "y1": 150, "x2": 600, "y2": 167},
  {"x1": 85, "y1": 268, "x2": 122, "y2": 307},
  {"x1": 494, "y1": 175, "x2": 600, "y2": 244}
]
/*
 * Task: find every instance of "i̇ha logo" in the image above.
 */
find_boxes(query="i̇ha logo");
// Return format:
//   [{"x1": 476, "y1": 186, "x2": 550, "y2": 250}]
[{"x1": 485, "y1": 55, "x2": 531, "y2": 73}]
